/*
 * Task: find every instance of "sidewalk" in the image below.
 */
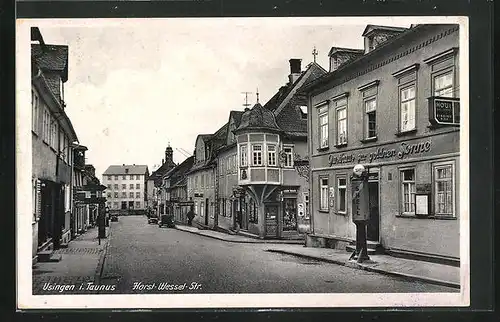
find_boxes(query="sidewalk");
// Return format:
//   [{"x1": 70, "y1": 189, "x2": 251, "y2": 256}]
[
  {"x1": 32, "y1": 226, "x2": 111, "y2": 294},
  {"x1": 266, "y1": 245, "x2": 460, "y2": 289},
  {"x1": 175, "y1": 225, "x2": 305, "y2": 244}
]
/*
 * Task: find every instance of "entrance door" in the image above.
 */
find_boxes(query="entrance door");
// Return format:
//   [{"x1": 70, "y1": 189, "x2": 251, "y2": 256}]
[
  {"x1": 240, "y1": 197, "x2": 248, "y2": 230},
  {"x1": 367, "y1": 181, "x2": 380, "y2": 242},
  {"x1": 205, "y1": 198, "x2": 209, "y2": 225},
  {"x1": 39, "y1": 181, "x2": 53, "y2": 247},
  {"x1": 265, "y1": 204, "x2": 279, "y2": 238}
]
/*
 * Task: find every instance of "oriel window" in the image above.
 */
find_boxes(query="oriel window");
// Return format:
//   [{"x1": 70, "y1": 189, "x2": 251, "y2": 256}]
[
  {"x1": 252, "y1": 144, "x2": 263, "y2": 166},
  {"x1": 267, "y1": 144, "x2": 277, "y2": 166},
  {"x1": 240, "y1": 144, "x2": 248, "y2": 167}
]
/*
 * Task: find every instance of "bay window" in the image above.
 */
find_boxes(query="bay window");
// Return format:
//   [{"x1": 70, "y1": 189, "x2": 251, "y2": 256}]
[
  {"x1": 240, "y1": 145, "x2": 248, "y2": 167},
  {"x1": 267, "y1": 144, "x2": 277, "y2": 166},
  {"x1": 252, "y1": 144, "x2": 263, "y2": 166}
]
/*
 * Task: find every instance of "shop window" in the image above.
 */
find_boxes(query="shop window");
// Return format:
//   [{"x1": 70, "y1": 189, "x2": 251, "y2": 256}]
[
  {"x1": 400, "y1": 85, "x2": 416, "y2": 132},
  {"x1": 400, "y1": 168, "x2": 416, "y2": 215},
  {"x1": 337, "y1": 177, "x2": 347, "y2": 214},
  {"x1": 240, "y1": 145, "x2": 248, "y2": 167},
  {"x1": 267, "y1": 144, "x2": 277, "y2": 166},
  {"x1": 320, "y1": 177, "x2": 329, "y2": 211},
  {"x1": 283, "y1": 146, "x2": 294, "y2": 168},
  {"x1": 336, "y1": 103, "x2": 347, "y2": 145},
  {"x1": 364, "y1": 97, "x2": 377, "y2": 139},
  {"x1": 283, "y1": 198, "x2": 297, "y2": 231},
  {"x1": 249, "y1": 199, "x2": 258, "y2": 223},
  {"x1": 433, "y1": 162, "x2": 455, "y2": 217},
  {"x1": 252, "y1": 144, "x2": 263, "y2": 166},
  {"x1": 318, "y1": 105, "x2": 329, "y2": 149}
]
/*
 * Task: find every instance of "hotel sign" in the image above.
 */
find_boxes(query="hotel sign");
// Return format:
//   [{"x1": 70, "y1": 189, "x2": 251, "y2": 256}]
[
  {"x1": 428, "y1": 97, "x2": 460, "y2": 126},
  {"x1": 328, "y1": 139, "x2": 432, "y2": 166}
]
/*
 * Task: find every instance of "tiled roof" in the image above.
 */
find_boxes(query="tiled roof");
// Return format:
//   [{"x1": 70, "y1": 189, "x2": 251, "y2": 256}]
[
  {"x1": 31, "y1": 44, "x2": 69, "y2": 82},
  {"x1": 236, "y1": 103, "x2": 280, "y2": 132},
  {"x1": 103, "y1": 165, "x2": 148, "y2": 175},
  {"x1": 231, "y1": 110, "x2": 244, "y2": 127}
]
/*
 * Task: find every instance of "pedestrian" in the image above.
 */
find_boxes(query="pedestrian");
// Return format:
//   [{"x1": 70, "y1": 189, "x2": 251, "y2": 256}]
[{"x1": 187, "y1": 205, "x2": 195, "y2": 226}]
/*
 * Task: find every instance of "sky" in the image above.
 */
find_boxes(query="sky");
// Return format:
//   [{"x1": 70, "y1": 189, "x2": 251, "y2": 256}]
[{"x1": 33, "y1": 18, "x2": 410, "y2": 179}]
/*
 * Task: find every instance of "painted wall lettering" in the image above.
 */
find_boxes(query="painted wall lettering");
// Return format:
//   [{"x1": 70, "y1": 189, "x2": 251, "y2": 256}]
[{"x1": 327, "y1": 139, "x2": 432, "y2": 167}]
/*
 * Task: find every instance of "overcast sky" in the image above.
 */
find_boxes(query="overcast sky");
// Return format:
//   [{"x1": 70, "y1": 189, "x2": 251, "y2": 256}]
[{"x1": 33, "y1": 18, "x2": 410, "y2": 178}]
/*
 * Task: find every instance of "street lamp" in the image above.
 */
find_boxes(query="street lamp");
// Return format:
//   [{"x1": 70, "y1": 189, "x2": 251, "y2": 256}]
[{"x1": 349, "y1": 163, "x2": 371, "y2": 263}]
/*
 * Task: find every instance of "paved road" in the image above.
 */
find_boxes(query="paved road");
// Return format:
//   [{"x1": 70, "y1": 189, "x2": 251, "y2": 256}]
[{"x1": 99, "y1": 215, "x2": 455, "y2": 294}]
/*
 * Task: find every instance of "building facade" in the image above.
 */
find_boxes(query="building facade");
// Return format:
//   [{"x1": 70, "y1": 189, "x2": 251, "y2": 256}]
[
  {"x1": 162, "y1": 156, "x2": 195, "y2": 224},
  {"x1": 302, "y1": 24, "x2": 460, "y2": 264},
  {"x1": 147, "y1": 144, "x2": 177, "y2": 216},
  {"x1": 230, "y1": 59, "x2": 326, "y2": 239},
  {"x1": 102, "y1": 164, "x2": 149, "y2": 214},
  {"x1": 31, "y1": 27, "x2": 78, "y2": 263}
]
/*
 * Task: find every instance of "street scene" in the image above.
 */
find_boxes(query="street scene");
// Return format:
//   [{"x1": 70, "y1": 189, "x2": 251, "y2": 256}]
[{"x1": 27, "y1": 18, "x2": 463, "y2": 302}]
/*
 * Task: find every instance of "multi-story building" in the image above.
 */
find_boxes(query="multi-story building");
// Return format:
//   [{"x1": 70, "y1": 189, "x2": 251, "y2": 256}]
[
  {"x1": 162, "y1": 155, "x2": 195, "y2": 224},
  {"x1": 31, "y1": 27, "x2": 78, "y2": 263},
  {"x1": 102, "y1": 164, "x2": 149, "y2": 214},
  {"x1": 301, "y1": 24, "x2": 460, "y2": 265},
  {"x1": 186, "y1": 135, "x2": 217, "y2": 228},
  {"x1": 71, "y1": 143, "x2": 88, "y2": 237},
  {"x1": 230, "y1": 58, "x2": 326, "y2": 239},
  {"x1": 146, "y1": 144, "x2": 176, "y2": 216}
]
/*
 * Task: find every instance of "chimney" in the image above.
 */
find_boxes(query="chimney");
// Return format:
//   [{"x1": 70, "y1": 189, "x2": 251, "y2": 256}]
[{"x1": 288, "y1": 59, "x2": 302, "y2": 84}]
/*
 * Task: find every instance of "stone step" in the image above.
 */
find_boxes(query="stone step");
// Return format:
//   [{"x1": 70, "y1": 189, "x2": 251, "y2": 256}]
[{"x1": 345, "y1": 245, "x2": 378, "y2": 255}]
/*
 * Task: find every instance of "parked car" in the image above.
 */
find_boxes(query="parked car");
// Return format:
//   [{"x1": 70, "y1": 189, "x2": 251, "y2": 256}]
[
  {"x1": 148, "y1": 216, "x2": 158, "y2": 224},
  {"x1": 158, "y1": 214, "x2": 175, "y2": 228}
]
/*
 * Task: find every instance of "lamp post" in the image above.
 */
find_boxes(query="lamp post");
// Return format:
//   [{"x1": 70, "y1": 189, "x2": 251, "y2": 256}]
[{"x1": 349, "y1": 164, "x2": 371, "y2": 263}]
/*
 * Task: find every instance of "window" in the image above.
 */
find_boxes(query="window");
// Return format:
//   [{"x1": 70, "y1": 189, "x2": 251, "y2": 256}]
[
  {"x1": 136, "y1": 201, "x2": 141, "y2": 208},
  {"x1": 136, "y1": 192, "x2": 141, "y2": 198},
  {"x1": 283, "y1": 198, "x2": 297, "y2": 231},
  {"x1": 252, "y1": 144, "x2": 263, "y2": 166},
  {"x1": 42, "y1": 109, "x2": 50, "y2": 143},
  {"x1": 434, "y1": 71, "x2": 454, "y2": 98},
  {"x1": 337, "y1": 177, "x2": 347, "y2": 213},
  {"x1": 200, "y1": 202, "x2": 205, "y2": 217},
  {"x1": 201, "y1": 174, "x2": 205, "y2": 189},
  {"x1": 304, "y1": 192, "x2": 310, "y2": 219},
  {"x1": 195, "y1": 176, "x2": 199, "y2": 189},
  {"x1": 114, "y1": 175, "x2": 118, "y2": 180},
  {"x1": 107, "y1": 192, "x2": 112, "y2": 198},
  {"x1": 365, "y1": 98, "x2": 377, "y2": 138},
  {"x1": 400, "y1": 85, "x2": 416, "y2": 132},
  {"x1": 130, "y1": 184, "x2": 134, "y2": 189},
  {"x1": 122, "y1": 192, "x2": 126, "y2": 198},
  {"x1": 400, "y1": 169, "x2": 416, "y2": 215},
  {"x1": 249, "y1": 199, "x2": 258, "y2": 223},
  {"x1": 122, "y1": 184, "x2": 126, "y2": 189},
  {"x1": 194, "y1": 201, "x2": 198, "y2": 214},
  {"x1": 108, "y1": 175, "x2": 112, "y2": 181},
  {"x1": 267, "y1": 145, "x2": 277, "y2": 166},
  {"x1": 107, "y1": 184, "x2": 112, "y2": 189},
  {"x1": 114, "y1": 184, "x2": 118, "y2": 189},
  {"x1": 122, "y1": 175, "x2": 126, "y2": 180},
  {"x1": 240, "y1": 145, "x2": 248, "y2": 166},
  {"x1": 318, "y1": 105, "x2": 328, "y2": 148},
  {"x1": 136, "y1": 175, "x2": 140, "y2": 180},
  {"x1": 32, "y1": 90, "x2": 39, "y2": 134},
  {"x1": 335, "y1": 98, "x2": 348, "y2": 145},
  {"x1": 283, "y1": 146, "x2": 293, "y2": 168},
  {"x1": 136, "y1": 183, "x2": 140, "y2": 189},
  {"x1": 434, "y1": 163, "x2": 454, "y2": 216},
  {"x1": 113, "y1": 202, "x2": 119, "y2": 209},
  {"x1": 129, "y1": 192, "x2": 134, "y2": 198},
  {"x1": 320, "y1": 177, "x2": 329, "y2": 211},
  {"x1": 114, "y1": 192, "x2": 119, "y2": 198},
  {"x1": 50, "y1": 121, "x2": 58, "y2": 150}
]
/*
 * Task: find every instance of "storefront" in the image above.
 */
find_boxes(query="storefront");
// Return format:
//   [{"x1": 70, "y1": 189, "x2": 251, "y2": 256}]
[{"x1": 310, "y1": 130, "x2": 460, "y2": 262}]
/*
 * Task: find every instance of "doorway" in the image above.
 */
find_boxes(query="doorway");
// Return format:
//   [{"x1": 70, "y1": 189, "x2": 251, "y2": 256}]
[
  {"x1": 204, "y1": 198, "x2": 209, "y2": 226},
  {"x1": 367, "y1": 180, "x2": 380, "y2": 242},
  {"x1": 240, "y1": 197, "x2": 248, "y2": 230},
  {"x1": 121, "y1": 201, "x2": 127, "y2": 210},
  {"x1": 264, "y1": 203, "x2": 279, "y2": 238}
]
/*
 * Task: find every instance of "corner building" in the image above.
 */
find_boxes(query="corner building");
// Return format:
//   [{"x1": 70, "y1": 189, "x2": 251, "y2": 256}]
[{"x1": 302, "y1": 24, "x2": 460, "y2": 265}]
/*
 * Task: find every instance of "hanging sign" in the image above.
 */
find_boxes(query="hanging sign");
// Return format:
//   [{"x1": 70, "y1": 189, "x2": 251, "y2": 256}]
[{"x1": 428, "y1": 97, "x2": 460, "y2": 126}]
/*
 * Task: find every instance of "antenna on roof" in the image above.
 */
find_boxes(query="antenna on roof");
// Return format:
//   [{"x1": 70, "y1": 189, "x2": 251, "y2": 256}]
[
  {"x1": 241, "y1": 91, "x2": 253, "y2": 108},
  {"x1": 256, "y1": 88, "x2": 260, "y2": 104},
  {"x1": 176, "y1": 148, "x2": 191, "y2": 158}
]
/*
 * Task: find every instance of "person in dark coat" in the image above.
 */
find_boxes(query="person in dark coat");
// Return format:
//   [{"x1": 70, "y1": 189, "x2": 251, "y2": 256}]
[{"x1": 187, "y1": 205, "x2": 195, "y2": 226}]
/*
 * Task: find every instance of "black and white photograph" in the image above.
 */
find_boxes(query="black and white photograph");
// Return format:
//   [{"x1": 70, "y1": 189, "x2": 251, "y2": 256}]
[{"x1": 16, "y1": 17, "x2": 469, "y2": 309}]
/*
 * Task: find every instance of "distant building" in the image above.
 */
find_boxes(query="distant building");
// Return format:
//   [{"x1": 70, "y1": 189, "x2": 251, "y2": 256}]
[
  {"x1": 31, "y1": 27, "x2": 78, "y2": 263},
  {"x1": 162, "y1": 155, "x2": 195, "y2": 224},
  {"x1": 301, "y1": 24, "x2": 460, "y2": 265},
  {"x1": 102, "y1": 164, "x2": 149, "y2": 213},
  {"x1": 146, "y1": 144, "x2": 176, "y2": 215}
]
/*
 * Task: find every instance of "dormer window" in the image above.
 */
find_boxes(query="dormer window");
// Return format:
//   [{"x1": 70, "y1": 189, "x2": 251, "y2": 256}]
[{"x1": 299, "y1": 105, "x2": 308, "y2": 119}]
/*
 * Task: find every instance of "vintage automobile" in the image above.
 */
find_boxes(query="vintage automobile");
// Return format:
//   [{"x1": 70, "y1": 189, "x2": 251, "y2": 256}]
[
  {"x1": 110, "y1": 214, "x2": 118, "y2": 222},
  {"x1": 158, "y1": 214, "x2": 175, "y2": 228},
  {"x1": 148, "y1": 215, "x2": 158, "y2": 224}
]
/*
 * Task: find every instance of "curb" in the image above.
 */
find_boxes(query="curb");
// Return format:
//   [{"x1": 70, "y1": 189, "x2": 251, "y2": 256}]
[
  {"x1": 94, "y1": 227, "x2": 112, "y2": 285},
  {"x1": 266, "y1": 249, "x2": 460, "y2": 290},
  {"x1": 175, "y1": 226, "x2": 304, "y2": 245}
]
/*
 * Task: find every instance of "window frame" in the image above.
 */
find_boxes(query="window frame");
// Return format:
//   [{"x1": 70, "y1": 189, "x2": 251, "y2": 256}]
[
  {"x1": 267, "y1": 144, "x2": 277, "y2": 167},
  {"x1": 399, "y1": 167, "x2": 416, "y2": 216},
  {"x1": 399, "y1": 83, "x2": 417, "y2": 133},
  {"x1": 336, "y1": 175, "x2": 347, "y2": 214},
  {"x1": 283, "y1": 145, "x2": 294, "y2": 168},
  {"x1": 240, "y1": 144, "x2": 248, "y2": 167},
  {"x1": 334, "y1": 97, "x2": 348, "y2": 146},
  {"x1": 319, "y1": 176, "x2": 329, "y2": 212},
  {"x1": 317, "y1": 104, "x2": 329, "y2": 149},
  {"x1": 364, "y1": 96, "x2": 377, "y2": 140},
  {"x1": 251, "y1": 144, "x2": 263, "y2": 166},
  {"x1": 432, "y1": 161, "x2": 456, "y2": 217},
  {"x1": 433, "y1": 69, "x2": 454, "y2": 98}
]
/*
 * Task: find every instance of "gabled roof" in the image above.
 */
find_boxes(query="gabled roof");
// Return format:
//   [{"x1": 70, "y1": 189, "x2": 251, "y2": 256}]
[
  {"x1": 31, "y1": 44, "x2": 69, "y2": 82},
  {"x1": 103, "y1": 165, "x2": 148, "y2": 175}
]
